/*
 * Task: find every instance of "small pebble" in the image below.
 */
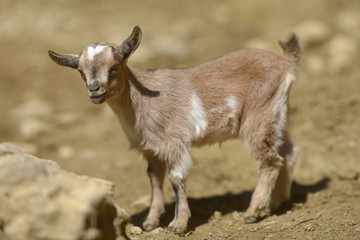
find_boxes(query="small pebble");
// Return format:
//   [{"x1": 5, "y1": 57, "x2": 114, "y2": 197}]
[
  {"x1": 150, "y1": 227, "x2": 163, "y2": 235},
  {"x1": 305, "y1": 55, "x2": 326, "y2": 75},
  {"x1": 336, "y1": 9, "x2": 360, "y2": 34},
  {"x1": 304, "y1": 224, "x2": 315, "y2": 231},
  {"x1": 185, "y1": 230, "x2": 193, "y2": 237},
  {"x1": 129, "y1": 226, "x2": 143, "y2": 235},
  {"x1": 232, "y1": 211, "x2": 241, "y2": 220},
  {"x1": 325, "y1": 34, "x2": 357, "y2": 73},
  {"x1": 293, "y1": 19, "x2": 330, "y2": 46},
  {"x1": 249, "y1": 227, "x2": 258, "y2": 232},
  {"x1": 57, "y1": 145, "x2": 74, "y2": 159},
  {"x1": 11, "y1": 98, "x2": 53, "y2": 120},
  {"x1": 212, "y1": 211, "x2": 222, "y2": 220},
  {"x1": 19, "y1": 118, "x2": 50, "y2": 140}
]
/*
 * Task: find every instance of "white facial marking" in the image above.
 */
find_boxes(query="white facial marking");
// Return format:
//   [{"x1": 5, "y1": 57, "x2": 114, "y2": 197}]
[
  {"x1": 87, "y1": 45, "x2": 106, "y2": 61},
  {"x1": 189, "y1": 93, "x2": 208, "y2": 139},
  {"x1": 226, "y1": 96, "x2": 239, "y2": 118}
]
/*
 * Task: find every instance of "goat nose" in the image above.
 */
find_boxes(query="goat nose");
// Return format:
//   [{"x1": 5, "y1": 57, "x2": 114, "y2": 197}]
[{"x1": 88, "y1": 79, "x2": 100, "y2": 92}]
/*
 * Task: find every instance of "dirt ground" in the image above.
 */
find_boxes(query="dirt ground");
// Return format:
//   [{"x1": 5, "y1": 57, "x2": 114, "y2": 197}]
[{"x1": 1, "y1": 0, "x2": 359, "y2": 239}]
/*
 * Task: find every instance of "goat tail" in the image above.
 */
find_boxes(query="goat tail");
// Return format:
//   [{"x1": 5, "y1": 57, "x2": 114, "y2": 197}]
[{"x1": 279, "y1": 34, "x2": 302, "y2": 67}]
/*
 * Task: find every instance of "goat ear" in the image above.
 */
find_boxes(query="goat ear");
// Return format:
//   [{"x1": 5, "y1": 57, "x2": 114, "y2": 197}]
[
  {"x1": 48, "y1": 51, "x2": 79, "y2": 69},
  {"x1": 120, "y1": 26, "x2": 142, "y2": 60}
]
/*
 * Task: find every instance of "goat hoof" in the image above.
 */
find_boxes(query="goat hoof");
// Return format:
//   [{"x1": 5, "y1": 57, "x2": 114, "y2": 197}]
[
  {"x1": 169, "y1": 226, "x2": 186, "y2": 235},
  {"x1": 143, "y1": 223, "x2": 156, "y2": 232},
  {"x1": 265, "y1": 207, "x2": 272, "y2": 213},
  {"x1": 168, "y1": 217, "x2": 188, "y2": 235},
  {"x1": 244, "y1": 216, "x2": 257, "y2": 224}
]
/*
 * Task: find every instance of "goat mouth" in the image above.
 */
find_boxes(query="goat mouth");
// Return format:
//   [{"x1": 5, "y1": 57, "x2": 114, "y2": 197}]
[{"x1": 89, "y1": 91, "x2": 107, "y2": 103}]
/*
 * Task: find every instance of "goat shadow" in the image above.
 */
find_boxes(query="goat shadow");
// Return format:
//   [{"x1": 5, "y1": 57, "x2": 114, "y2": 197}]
[{"x1": 130, "y1": 177, "x2": 330, "y2": 231}]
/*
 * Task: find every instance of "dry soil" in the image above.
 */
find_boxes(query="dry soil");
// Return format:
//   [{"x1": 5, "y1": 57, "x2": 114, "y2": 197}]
[{"x1": 0, "y1": 1, "x2": 359, "y2": 239}]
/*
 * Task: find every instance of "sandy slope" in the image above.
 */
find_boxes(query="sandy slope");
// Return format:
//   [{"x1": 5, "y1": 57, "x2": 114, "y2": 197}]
[{"x1": 1, "y1": 0, "x2": 359, "y2": 239}]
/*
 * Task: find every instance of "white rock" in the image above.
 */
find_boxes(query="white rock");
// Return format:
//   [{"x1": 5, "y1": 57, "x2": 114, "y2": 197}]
[
  {"x1": 293, "y1": 19, "x2": 331, "y2": 46},
  {"x1": 325, "y1": 34, "x2": 357, "y2": 73},
  {"x1": 57, "y1": 145, "x2": 74, "y2": 159},
  {"x1": 305, "y1": 54, "x2": 326, "y2": 75},
  {"x1": 11, "y1": 98, "x2": 53, "y2": 121},
  {"x1": 212, "y1": 210, "x2": 222, "y2": 220},
  {"x1": 150, "y1": 227, "x2": 164, "y2": 235},
  {"x1": 232, "y1": 211, "x2": 241, "y2": 220},
  {"x1": 19, "y1": 118, "x2": 51, "y2": 140},
  {"x1": 336, "y1": 9, "x2": 360, "y2": 36},
  {"x1": 0, "y1": 143, "x2": 130, "y2": 240},
  {"x1": 129, "y1": 226, "x2": 143, "y2": 235}
]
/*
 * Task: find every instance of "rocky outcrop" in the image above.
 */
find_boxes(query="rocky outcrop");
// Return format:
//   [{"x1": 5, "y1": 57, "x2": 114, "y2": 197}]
[{"x1": 0, "y1": 143, "x2": 129, "y2": 240}]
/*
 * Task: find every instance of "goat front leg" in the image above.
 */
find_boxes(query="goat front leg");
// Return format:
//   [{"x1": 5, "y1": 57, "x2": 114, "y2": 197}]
[
  {"x1": 167, "y1": 148, "x2": 192, "y2": 234},
  {"x1": 143, "y1": 153, "x2": 166, "y2": 231}
]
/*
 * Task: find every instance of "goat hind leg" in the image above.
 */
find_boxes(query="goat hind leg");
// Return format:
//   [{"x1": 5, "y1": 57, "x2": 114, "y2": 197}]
[
  {"x1": 244, "y1": 159, "x2": 282, "y2": 223},
  {"x1": 270, "y1": 135, "x2": 298, "y2": 211},
  {"x1": 243, "y1": 124, "x2": 284, "y2": 223}
]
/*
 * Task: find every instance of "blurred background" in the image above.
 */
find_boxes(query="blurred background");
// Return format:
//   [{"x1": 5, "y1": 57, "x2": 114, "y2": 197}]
[{"x1": 0, "y1": 0, "x2": 359, "y2": 239}]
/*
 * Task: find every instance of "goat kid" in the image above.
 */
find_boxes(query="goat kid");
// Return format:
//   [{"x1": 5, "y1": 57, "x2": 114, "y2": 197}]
[{"x1": 49, "y1": 26, "x2": 301, "y2": 234}]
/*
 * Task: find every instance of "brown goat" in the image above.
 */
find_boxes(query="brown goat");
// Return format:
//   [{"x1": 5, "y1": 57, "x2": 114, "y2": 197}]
[{"x1": 49, "y1": 26, "x2": 301, "y2": 234}]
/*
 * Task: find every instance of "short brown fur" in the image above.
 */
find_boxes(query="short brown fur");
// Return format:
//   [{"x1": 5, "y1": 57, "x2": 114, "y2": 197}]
[{"x1": 48, "y1": 26, "x2": 302, "y2": 234}]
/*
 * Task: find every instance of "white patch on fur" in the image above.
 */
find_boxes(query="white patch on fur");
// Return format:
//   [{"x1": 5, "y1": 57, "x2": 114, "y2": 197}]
[
  {"x1": 169, "y1": 168, "x2": 183, "y2": 179},
  {"x1": 168, "y1": 151, "x2": 192, "y2": 179},
  {"x1": 284, "y1": 73, "x2": 296, "y2": 91},
  {"x1": 210, "y1": 107, "x2": 224, "y2": 114},
  {"x1": 209, "y1": 96, "x2": 238, "y2": 117},
  {"x1": 226, "y1": 96, "x2": 239, "y2": 118},
  {"x1": 87, "y1": 45, "x2": 106, "y2": 61},
  {"x1": 273, "y1": 73, "x2": 296, "y2": 147},
  {"x1": 226, "y1": 96, "x2": 239, "y2": 134},
  {"x1": 189, "y1": 93, "x2": 208, "y2": 139}
]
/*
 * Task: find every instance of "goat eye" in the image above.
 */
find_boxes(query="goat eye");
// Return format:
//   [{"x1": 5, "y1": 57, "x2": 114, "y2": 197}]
[
  {"x1": 78, "y1": 70, "x2": 86, "y2": 81},
  {"x1": 109, "y1": 64, "x2": 119, "y2": 76}
]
